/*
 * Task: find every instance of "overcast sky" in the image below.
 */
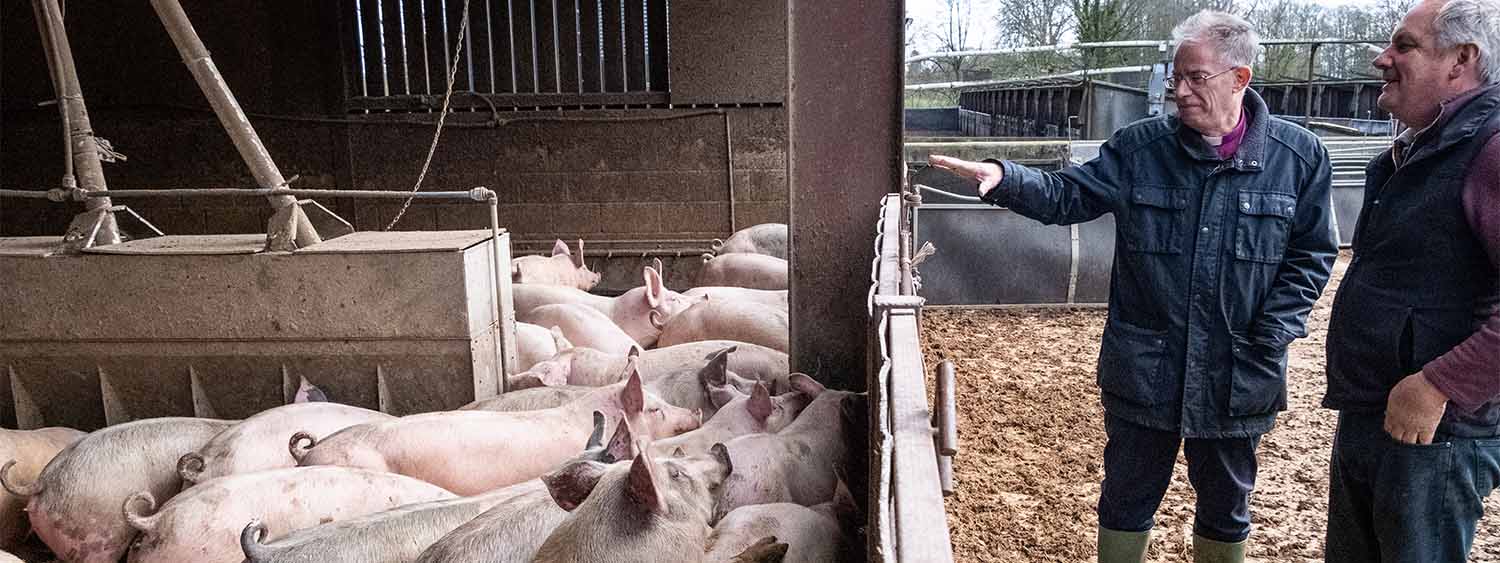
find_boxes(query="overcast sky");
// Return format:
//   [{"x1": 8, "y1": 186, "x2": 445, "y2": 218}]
[{"x1": 905, "y1": 0, "x2": 1395, "y2": 52}]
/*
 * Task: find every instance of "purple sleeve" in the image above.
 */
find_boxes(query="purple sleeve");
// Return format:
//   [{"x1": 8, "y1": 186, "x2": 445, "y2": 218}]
[{"x1": 1423, "y1": 133, "x2": 1500, "y2": 415}]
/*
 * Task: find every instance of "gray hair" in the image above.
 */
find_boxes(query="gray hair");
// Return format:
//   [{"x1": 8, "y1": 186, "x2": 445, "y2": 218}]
[
  {"x1": 1433, "y1": 0, "x2": 1500, "y2": 84},
  {"x1": 1171, "y1": 10, "x2": 1260, "y2": 68}
]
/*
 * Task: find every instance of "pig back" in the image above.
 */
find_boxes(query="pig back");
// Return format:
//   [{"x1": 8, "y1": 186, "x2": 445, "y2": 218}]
[
  {"x1": 127, "y1": 466, "x2": 456, "y2": 563},
  {"x1": 24, "y1": 417, "x2": 233, "y2": 563},
  {"x1": 413, "y1": 481, "x2": 566, "y2": 563},
  {"x1": 0, "y1": 427, "x2": 85, "y2": 549},
  {"x1": 460, "y1": 386, "x2": 593, "y2": 412},
  {"x1": 186, "y1": 403, "x2": 393, "y2": 483}
]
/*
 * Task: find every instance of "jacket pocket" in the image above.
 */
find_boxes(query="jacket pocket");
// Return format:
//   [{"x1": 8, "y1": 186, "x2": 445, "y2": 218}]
[
  {"x1": 1098, "y1": 318, "x2": 1171, "y2": 407},
  {"x1": 1233, "y1": 191, "x2": 1297, "y2": 263},
  {"x1": 1228, "y1": 334, "x2": 1289, "y2": 416},
  {"x1": 1124, "y1": 185, "x2": 1189, "y2": 254}
]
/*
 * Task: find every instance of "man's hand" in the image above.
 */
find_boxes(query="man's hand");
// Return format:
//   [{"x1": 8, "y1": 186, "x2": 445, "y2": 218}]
[
  {"x1": 1384, "y1": 371, "x2": 1450, "y2": 444},
  {"x1": 928, "y1": 155, "x2": 1004, "y2": 197}
]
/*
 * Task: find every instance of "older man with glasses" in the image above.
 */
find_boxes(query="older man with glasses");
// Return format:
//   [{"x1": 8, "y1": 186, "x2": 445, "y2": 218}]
[
  {"x1": 930, "y1": 10, "x2": 1337, "y2": 563},
  {"x1": 1322, "y1": 0, "x2": 1500, "y2": 561}
]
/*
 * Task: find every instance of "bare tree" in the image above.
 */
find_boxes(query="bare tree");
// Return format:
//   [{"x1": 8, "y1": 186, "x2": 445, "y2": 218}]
[
  {"x1": 1071, "y1": 0, "x2": 1145, "y2": 67},
  {"x1": 922, "y1": 0, "x2": 982, "y2": 83}
]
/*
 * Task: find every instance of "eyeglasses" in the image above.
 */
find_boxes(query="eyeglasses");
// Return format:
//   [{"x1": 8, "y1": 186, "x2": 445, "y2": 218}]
[{"x1": 1165, "y1": 67, "x2": 1239, "y2": 90}]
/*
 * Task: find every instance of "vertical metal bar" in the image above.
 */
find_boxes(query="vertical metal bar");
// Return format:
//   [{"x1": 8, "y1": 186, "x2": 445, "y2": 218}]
[
  {"x1": 508, "y1": 0, "x2": 518, "y2": 93},
  {"x1": 355, "y1": 0, "x2": 370, "y2": 96},
  {"x1": 489, "y1": 196, "x2": 510, "y2": 393},
  {"x1": 529, "y1": 0, "x2": 540, "y2": 93},
  {"x1": 464, "y1": 3, "x2": 476, "y2": 90},
  {"x1": 440, "y1": 0, "x2": 451, "y2": 86},
  {"x1": 552, "y1": 0, "x2": 562, "y2": 93},
  {"x1": 617, "y1": 0, "x2": 626, "y2": 91},
  {"x1": 398, "y1": 0, "x2": 411, "y2": 94},
  {"x1": 663, "y1": 0, "x2": 669, "y2": 93},
  {"x1": 486, "y1": 0, "x2": 496, "y2": 93},
  {"x1": 420, "y1": 0, "x2": 431, "y2": 94},
  {"x1": 574, "y1": 0, "x2": 583, "y2": 93},
  {"x1": 596, "y1": 0, "x2": 605, "y2": 91},
  {"x1": 376, "y1": 0, "x2": 390, "y2": 96},
  {"x1": 640, "y1": 0, "x2": 648, "y2": 91}
]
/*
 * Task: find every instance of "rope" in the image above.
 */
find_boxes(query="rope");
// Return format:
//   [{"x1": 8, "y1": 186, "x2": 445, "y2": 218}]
[{"x1": 386, "y1": 0, "x2": 471, "y2": 231}]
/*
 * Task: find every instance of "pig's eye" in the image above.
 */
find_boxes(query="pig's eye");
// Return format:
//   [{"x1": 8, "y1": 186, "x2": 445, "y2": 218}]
[{"x1": 668, "y1": 466, "x2": 685, "y2": 480}]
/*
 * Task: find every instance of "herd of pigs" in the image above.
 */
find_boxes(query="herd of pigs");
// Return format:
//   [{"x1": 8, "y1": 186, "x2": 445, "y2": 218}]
[{"x1": 0, "y1": 223, "x2": 869, "y2": 563}]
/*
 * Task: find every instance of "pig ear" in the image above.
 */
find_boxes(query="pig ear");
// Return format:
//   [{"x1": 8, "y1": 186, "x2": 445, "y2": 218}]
[
  {"x1": 586, "y1": 411, "x2": 607, "y2": 451},
  {"x1": 572, "y1": 239, "x2": 586, "y2": 269},
  {"x1": 294, "y1": 376, "x2": 327, "y2": 403},
  {"x1": 671, "y1": 446, "x2": 686, "y2": 458},
  {"x1": 621, "y1": 368, "x2": 645, "y2": 416},
  {"x1": 711, "y1": 442, "x2": 734, "y2": 477},
  {"x1": 626, "y1": 450, "x2": 667, "y2": 515},
  {"x1": 652, "y1": 257, "x2": 664, "y2": 280},
  {"x1": 747, "y1": 383, "x2": 774, "y2": 424},
  {"x1": 549, "y1": 326, "x2": 574, "y2": 351},
  {"x1": 604, "y1": 417, "x2": 638, "y2": 462},
  {"x1": 543, "y1": 460, "x2": 610, "y2": 512},
  {"x1": 788, "y1": 373, "x2": 826, "y2": 397},
  {"x1": 551, "y1": 239, "x2": 570, "y2": 257},
  {"x1": 699, "y1": 347, "x2": 735, "y2": 390},
  {"x1": 644, "y1": 266, "x2": 664, "y2": 309},
  {"x1": 627, "y1": 345, "x2": 642, "y2": 359}
]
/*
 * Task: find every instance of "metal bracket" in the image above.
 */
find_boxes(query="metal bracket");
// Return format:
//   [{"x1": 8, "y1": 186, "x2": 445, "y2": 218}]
[
  {"x1": 873, "y1": 295, "x2": 926, "y2": 311},
  {"x1": 58, "y1": 205, "x2": 164, "y2": 252},
  {"x1": 265, "y1": 198, "x2": 353, "y2": 252}
]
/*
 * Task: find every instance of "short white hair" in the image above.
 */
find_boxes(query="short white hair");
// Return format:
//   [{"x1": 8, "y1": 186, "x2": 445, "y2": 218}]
[
  {"x1": 1433, "y1": 0, "x2": 1500, "y2": 84},
  {"x1": 1171, "y1": 10, "x2": 1260, "y2": 68}
]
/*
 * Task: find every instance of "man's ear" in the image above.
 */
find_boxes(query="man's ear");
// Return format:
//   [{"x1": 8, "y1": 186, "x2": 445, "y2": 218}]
[
  {"x1": 1454, "y1": 44, "x2": 1480, "y2": 79},
  {"x1": 1234, "y1": 66, "x2": 1252, "y2": 91}
]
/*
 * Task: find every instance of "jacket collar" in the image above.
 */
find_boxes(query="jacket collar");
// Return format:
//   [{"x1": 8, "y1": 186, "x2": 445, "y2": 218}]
[
  {"x1": 1397, "y1": 82, "x2": 1500, "y2": 167},
  {"x1": 1174, "y1": 87, "x2": 1271, "y2": 172}
]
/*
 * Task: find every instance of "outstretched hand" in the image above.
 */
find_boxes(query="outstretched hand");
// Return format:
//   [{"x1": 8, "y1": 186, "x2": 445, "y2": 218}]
[{"x1": 928, "y1": 155, "x2": 1004, "y2": 197}]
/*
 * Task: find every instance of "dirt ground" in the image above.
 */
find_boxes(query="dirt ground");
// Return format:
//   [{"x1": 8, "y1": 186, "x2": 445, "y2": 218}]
[{"x1": 921, "y1": 252, "x2": 1500, "y2": 562}]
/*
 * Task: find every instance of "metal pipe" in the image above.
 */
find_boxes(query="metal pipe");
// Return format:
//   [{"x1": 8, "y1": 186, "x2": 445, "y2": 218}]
[
  {"x1": 377, "y1": 0, "x2": 390, "y2": 96},
  {"x1": 488, "y1": 192, "x2": 509, "y2": 394},
  {"x1": 724, "y1": 112, "x2": 736, "y2": 233},
  {"x1": 34, "y1": 0, "x2": 112, "y2": 214},
  {"x1": 906, "y1": 37, "x2": 1387, "y2": 64},
  {"x1": 148, "y1": 0, "x2": 301, "y2": 212},
  {"x1": 937, "y1": 360, "x2": 958, "y2": 456},
  {"x1": 31, "y1": 0, "x2": 74, "y2": 189},
  {"x1": 62, "y1": 187, "x2": 495, "y2": 200}
]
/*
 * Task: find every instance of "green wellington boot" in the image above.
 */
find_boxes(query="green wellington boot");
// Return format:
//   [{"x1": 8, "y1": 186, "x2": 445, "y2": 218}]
[
  {"x1": 1097, "y1": 527, "x2": 1150, "y2": 563},
  {"x1": 1192, "y1": 534, "x2": 1247, "y2": 563}
]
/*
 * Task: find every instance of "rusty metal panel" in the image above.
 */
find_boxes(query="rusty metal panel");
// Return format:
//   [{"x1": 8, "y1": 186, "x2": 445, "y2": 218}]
[
  {"x1": 788, "y1": 0, "x2": 903, "y2": 392},
  {"x1": 669, "y1": 0, "x2": 787, "y2": 105}
]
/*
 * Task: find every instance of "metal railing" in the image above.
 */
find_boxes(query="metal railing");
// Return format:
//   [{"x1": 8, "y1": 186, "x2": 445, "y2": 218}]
[
  {"x1": 868, "y1": 192, "x2": 957, "y2": 562},
  {"x1": 348, "y1": 0, "x2": 670, "y2": 111}
]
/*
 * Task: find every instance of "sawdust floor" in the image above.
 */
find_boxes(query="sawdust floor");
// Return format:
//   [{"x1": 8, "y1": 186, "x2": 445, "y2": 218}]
[{"x1": 921, "y1": 253, "x2": 1500, "y2": 562}]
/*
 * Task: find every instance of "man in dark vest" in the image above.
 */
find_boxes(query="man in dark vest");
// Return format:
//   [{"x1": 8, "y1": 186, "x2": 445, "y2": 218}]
[
  {"x1": 931, "y1": 11, "x2": 1337, "y2": 563},
  {"x1": 1323, "y1": 0, "x2": 1500, "y2": 560}
]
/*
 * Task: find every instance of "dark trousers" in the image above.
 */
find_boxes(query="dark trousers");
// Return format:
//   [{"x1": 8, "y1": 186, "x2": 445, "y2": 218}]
[
  {"x1": 1097, "y1": 414, "x2": 1262, "y2": 543},
  {"x1": 1326, "y1": 411, "x2": 1500, "y2": 563}
]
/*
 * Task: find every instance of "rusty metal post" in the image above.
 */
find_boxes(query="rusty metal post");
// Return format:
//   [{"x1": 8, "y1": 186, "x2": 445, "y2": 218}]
[
  {"x1": 148, "y1": 0, "x2": 321, "y2": 251},
  {"x1": 33, "y1": 0, "x2": 121, "y2": 250},
  {"x1": 788, "y1": 0, "x2": 905, "y2": 391}
]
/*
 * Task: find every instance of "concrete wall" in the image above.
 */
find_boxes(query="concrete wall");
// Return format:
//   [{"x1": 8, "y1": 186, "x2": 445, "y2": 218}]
[{"x1": 1, "y1": 1, "x2": 789, "y2": 254}]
